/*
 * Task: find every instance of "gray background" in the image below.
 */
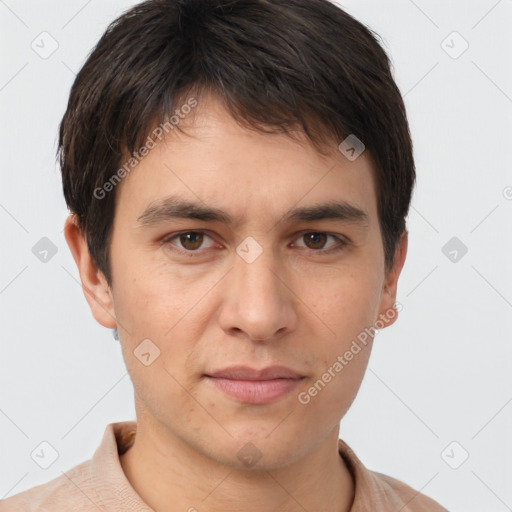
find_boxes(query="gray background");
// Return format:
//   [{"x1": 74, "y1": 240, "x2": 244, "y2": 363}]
[{"x1": 1, "y1": 1, "x2": 511, "y2": 510}]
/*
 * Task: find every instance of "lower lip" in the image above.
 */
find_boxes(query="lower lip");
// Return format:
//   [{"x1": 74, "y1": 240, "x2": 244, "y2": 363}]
[{"x1": 205, "y1": 377, "x2": 303, "y2": 405}]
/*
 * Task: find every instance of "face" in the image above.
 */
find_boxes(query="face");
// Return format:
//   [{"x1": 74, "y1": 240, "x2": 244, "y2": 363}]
[{"x1": 66, "y1": 92, "x2": 406, "y2": 470}]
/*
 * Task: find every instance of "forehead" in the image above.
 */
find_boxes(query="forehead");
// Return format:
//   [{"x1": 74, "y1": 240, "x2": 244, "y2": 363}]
[{"x1": 113, "y1": 94, "x2": 379, "y2": 227}]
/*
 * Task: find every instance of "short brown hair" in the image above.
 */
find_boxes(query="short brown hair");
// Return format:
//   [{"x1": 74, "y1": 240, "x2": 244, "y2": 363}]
[{"x1": 58, "y1": 0, "x2": 415, "y2": 288}]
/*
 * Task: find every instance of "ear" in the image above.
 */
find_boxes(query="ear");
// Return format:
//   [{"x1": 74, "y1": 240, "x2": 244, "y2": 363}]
[
  {"x1": 376, "y1": 231, "x2": 408, "y2": 329},
  {"x1": 63, "y1": 214, "x2": 117, "y2": 329}
]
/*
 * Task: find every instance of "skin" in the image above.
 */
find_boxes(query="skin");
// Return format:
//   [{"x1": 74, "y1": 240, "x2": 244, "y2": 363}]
[{"x1": 64, "y1": 91, "x2": 407, "y2": 512}]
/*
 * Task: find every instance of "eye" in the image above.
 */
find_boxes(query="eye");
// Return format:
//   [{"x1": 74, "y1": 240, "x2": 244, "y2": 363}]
[
  {"x1": 161, "y1": 230, "x2": 349, "y2": 257},
  {"x1": 293, "y1": 232, "x2": 348, "y2": 254},
  {"x1": 162, "y1": 231, "x2": 217, "y2": 254}
]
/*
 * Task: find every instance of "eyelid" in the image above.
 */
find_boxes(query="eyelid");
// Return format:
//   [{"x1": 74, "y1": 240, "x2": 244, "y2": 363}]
[
  {"x1": 291, "y1": 231, "x2": 349, "y2": 253},
  {"x1": 161, "y1": 230, "x2": 219, "y2": 253}
]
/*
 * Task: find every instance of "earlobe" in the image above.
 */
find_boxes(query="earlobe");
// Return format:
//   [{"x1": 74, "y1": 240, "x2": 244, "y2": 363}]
[
  {"x1": 63, "y1": 214, "x2": 117, "y2": 329},
  {"x1": 376, "y1": 231, "x2": 408, "y2": 329}
]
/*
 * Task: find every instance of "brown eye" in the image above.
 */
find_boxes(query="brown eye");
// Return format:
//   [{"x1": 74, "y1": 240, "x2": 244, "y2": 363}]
[
  {"x1": 162, "y1": 230, "x2": 219, "y2": 257},
  {"x1": 178, "y1": 232, "x2": 204, "y2": 250},
  {"x1": 303, "y1": 232, "x2": 328, "y2": 249},
  {"x1": 293, "y1": 232, "x2": 348, "y2": 254}
]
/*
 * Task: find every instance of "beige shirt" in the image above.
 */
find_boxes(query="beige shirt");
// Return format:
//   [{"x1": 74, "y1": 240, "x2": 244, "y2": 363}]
[{"x1": 0, "y1": 421, "x2": 448, "y2": 511}]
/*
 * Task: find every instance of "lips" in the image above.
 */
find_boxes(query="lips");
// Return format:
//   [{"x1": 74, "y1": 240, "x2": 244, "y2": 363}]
[
  {"x1": 205, "y1": 365, "x2": 304, "y2": 381},
  {"x1": 204, "y1": 365, "x2": 305, "y2": 405}
]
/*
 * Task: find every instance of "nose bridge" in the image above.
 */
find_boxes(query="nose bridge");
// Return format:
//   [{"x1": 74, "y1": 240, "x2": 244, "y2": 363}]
[
  {"x1": 220, "y1": 238, "x2": 295, "y2": 340},
  {"x1": 236, "y1": 243, "x2": 280, "y2": 299}
]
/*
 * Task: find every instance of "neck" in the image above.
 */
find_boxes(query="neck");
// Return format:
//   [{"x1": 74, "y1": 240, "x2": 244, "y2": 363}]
[{"x1": 119, "y1": 413, "x2": 354, "y2": 512}]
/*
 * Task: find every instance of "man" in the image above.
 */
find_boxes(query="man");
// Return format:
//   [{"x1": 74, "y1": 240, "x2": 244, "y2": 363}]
[{"x1": 1, "y1": 0, "x2": 448, "y2": 510}]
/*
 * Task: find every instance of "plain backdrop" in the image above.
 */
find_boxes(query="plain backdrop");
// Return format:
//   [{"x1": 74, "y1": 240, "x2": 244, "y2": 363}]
[{"x1": 1, "y1": 1, "x2": 511, "y2": 510}]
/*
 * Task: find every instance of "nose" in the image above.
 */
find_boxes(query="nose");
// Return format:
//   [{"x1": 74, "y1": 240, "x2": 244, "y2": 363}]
[{"x1": 217, "y1": 244, "x2": 298, "y2": 342}]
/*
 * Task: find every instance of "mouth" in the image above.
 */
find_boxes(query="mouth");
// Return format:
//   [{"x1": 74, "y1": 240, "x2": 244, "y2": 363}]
[{"x1": 203, "y1": 365, "x2": 305, "y2": 405}]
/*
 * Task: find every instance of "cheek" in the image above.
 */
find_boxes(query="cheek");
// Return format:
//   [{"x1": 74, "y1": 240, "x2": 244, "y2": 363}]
[
  {"x1": 112, "y1": 259, "x2": 195, "y2": 339},
  {"x1": 112, "y1": 264, "x2": 212, "y2": 394},
  {"x1": 296, "y1": 269, "x2": 379, "y2": 407},
  {"x1": 298, "y1": 333, "x2": 373, "y2": 429},
  {"x1": 303, "y1": 267, "x2": 381, "y2": 339},
  {"x1": 115, "y1": 287, "x2": 200, "y2": 424}
]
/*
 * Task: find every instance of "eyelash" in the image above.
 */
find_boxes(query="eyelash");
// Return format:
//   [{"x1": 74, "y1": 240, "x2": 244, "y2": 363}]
[{"x1": 161, "y1": 230, "x2": 350, "y2": 257}]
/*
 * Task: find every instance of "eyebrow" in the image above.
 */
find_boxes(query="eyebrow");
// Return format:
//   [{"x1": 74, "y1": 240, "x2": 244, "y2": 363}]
[{"x1": 136, "y1": 195, "x2": 369, "y2": 228}]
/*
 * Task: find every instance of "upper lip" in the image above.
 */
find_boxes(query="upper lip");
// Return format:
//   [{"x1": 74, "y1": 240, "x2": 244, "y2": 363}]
[{"x1": 206, "y1": 365, "x2": 304, "y2": 380}]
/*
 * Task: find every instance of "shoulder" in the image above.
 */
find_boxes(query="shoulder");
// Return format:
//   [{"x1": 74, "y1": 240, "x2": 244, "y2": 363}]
[
  {"x1": 0, "y1": 459, "x2": 96, "y2": 511},
  {"x1": 337, "y1": 439, "x2": 449, "y2": 511},
  {"x1": 370, "y1": 470, "x2": 449, "y2": 511},
  {"x1": 1, "y1": 421, "x2": 138, "y2": 512}
]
